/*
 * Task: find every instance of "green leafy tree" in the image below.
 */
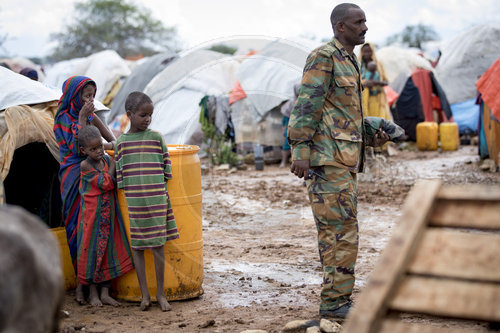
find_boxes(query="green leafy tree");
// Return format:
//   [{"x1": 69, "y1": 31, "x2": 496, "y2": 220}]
[
  {"x1": 49, "y1": 0, "x2": 179, "y2": 61},
  {"x1": 385, "y1": 24, "x2": 439, "y2": 49}
]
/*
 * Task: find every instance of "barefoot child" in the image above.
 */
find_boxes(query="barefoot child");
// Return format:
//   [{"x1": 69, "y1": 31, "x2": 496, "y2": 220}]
[
  {"x1": 77, "y1": 125, "x2": 134, "y2": 306},
  {"x1": 115, "y1": 91, "x2": 179, "y2": 311}
]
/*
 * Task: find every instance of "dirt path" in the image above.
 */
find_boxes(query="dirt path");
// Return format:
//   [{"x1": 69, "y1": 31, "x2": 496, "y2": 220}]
[{"x1": 58, "y1": 145, "x2": 499, "y2": 333}]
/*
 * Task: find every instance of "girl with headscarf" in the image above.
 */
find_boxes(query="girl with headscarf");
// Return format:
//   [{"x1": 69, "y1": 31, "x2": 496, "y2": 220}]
[
  {"x1": 53, "y1": 76, "x2": 116, "y2": 302},
  {"x1": 360, "y1": 43, "x2": 392, "y2": 120}
]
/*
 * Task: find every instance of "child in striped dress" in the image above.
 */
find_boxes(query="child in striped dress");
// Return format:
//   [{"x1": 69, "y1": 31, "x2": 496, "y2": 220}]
[
  {"x1": 115, "y1": 92, "x2": 179, "y2": 311},
  {"x1": 77, "y1": 125, "x2": 133, "y2": 307}
]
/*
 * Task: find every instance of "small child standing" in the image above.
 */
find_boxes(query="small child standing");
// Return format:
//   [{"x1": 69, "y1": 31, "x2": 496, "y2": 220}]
[
  {"x1": 115, "y1": 91, "x2": 179, "y2": 311},
  {"x1": 77, "y1": 125, "x2": 134, "y2": 306}
]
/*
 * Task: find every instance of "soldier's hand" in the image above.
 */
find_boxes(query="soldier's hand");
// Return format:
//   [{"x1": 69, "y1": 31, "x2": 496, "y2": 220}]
[{"x1": 290, "y1": 160, "x2": 310, "y2": 179}]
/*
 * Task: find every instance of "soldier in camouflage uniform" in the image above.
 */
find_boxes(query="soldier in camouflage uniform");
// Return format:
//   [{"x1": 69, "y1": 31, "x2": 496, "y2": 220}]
[{"x1": 288, "y1": 3, "x2": 389, "y2": 319}]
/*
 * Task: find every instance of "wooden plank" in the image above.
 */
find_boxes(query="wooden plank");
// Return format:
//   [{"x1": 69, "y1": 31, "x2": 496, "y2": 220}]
[
  {"x1": 429, "y1": 200, "x2": 500, "y2": 229},
  {"x1": 408, "y1": 228, "x2": 500, "y2": 281},
  {"x1": 379, "y1": 319, "x2": 476, "y2": 333},
  {"x1": 343, "y1": 180, "x2": 442, "y2": 333},
  {"x1": 389, "y1": 276, "x2": 500, "y2": 322},
  {"x1": 437, "y1": 184, "x2": 500, "y2": 201}
]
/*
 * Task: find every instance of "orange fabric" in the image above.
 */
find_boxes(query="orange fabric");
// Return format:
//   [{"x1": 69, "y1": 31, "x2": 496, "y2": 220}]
[
  {"x1": 229, "y1": 80, "x2": 247, "y2": 105},
  {"x1": 432, "y1": 95, "x2": 441, "y2": 110},
  {"x1": 411, "y1": 69, "x2": 434, "y2": 122},
  {"x1": 476, "y1": 56, "x2": 500, "y2": 121},
  {"x1": 384, "y1": 85, "x2": 398, "y2": 106}
]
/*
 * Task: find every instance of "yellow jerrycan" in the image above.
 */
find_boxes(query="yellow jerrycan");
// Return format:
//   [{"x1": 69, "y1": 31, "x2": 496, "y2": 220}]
[
  {"x1": 439, "y1": 122, "x2": 459, "y2": 151},
  {"x1": 416, "y1": 122, "x2": 438, "y2": 151}
]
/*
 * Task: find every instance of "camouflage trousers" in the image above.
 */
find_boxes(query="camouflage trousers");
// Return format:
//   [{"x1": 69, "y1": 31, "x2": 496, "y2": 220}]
[{"x1": 307, "y1": 165, "x2": 358, "y2": 311}]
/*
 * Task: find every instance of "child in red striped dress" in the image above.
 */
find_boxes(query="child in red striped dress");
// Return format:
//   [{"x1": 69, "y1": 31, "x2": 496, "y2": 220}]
[
  {"x1": 115, "y1": 91, "x2": 179, "y2": 311},
  {"x1": 77, "y1": 125, "x2": 133, "y2": 306}
]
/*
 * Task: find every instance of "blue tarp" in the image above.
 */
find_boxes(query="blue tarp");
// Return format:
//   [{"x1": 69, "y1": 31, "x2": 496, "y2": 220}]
[{"x1": 450, "y1": 98, "x2": 479, "y2": 134}]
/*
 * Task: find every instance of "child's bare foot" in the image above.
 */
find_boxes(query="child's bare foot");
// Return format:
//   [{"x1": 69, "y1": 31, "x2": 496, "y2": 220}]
[
  {"x1": 75, "y1": 283, "x2": 86, "y2": 305},
  {"x1": 100, "y1": 287, "x2": 121, "y2": 307},
  {"x1": 140, "y1": 296, "x2": 151, "y2": 311},
  {"x1": 89, "y1": 284, "x2": 102, "y2": 307},
  {"x1": 157, "y1": 294, "x2": 172, "y2": 312}
]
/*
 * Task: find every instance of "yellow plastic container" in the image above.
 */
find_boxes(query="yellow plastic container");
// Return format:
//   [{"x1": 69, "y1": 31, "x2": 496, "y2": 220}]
[
  {"x1": 416, "y1": 122, "x2": 438, "y2": 151},
  {"x1": 439, "y1": 122, "x2": 459, "y2": 151},
  {"x1": 51, "y1": 227, "x2": 78, "y2": 290},
  {"x1": 112, "y1": 145, "x2": 204, "y2": 301}
]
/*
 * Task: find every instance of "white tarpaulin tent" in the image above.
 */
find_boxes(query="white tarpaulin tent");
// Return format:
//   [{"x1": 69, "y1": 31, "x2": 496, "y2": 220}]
[
  {"x1": 108, "y1": 52, "x2": 177, "y2": 122},
  {"x1": 235, "y1": 38, "x2": 316, "y2": 123},
  {"x1": 375, "y1": 46, "x2": 434, "y2": 94},
  {"x1": 144, "y1": 49, "x2": 239, "y2": 144},
  {"x1": 43, "y1": 50, "x2": 131, "y2": 103},
  {"x1": 436, "y1": 23, "x2": 500, "y2": 104},
  {"x1": 0, "y1": 67, "x2": 60, "y2": 111}
]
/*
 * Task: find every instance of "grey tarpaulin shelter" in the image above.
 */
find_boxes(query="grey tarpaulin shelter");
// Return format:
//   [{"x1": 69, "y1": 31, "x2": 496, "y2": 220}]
[{"x1": 108, "y1": 52, "x2": 177, "y2": 122}]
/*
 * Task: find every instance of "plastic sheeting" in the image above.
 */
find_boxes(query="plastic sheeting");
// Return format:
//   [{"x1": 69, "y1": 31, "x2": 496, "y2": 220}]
[
  {"x1": 0, "y1": 67, "x2": 60, "y2": 110},
  {"x1": 235, "y1": 38, "x2": 316, "y2": 122},
  {"x1": 436, "y1": 24, "x2": 500, "y2": 105},
  {"x1": 108, "y1": 52, "x2": 177, "y2": 122},
  {"x1": 1, "y1": 66, "x2": 109, "y2": 113},
  {"x1": 144, "y1": 50, "x2": 239, "y2": 145},
  {"x1": 0, "y1": 101, "x2": 59, "y2": 180},
  {"x1": 450, "y1": 98, "x2": 479, "y2": 134},
  {"x1": 43, "y1": 50, "x2": 131, "y2": 103},
  {"x1": 476, "y1": 56, "x2": 500, "y2": 121},
  {"x1": 376, "y1": 46, "x2": 434, "y2": 94}
]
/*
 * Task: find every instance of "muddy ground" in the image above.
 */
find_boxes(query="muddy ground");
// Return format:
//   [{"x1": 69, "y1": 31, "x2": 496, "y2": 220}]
[{"x1": 58, "y1": 144, "x2": 499, "y2": 333}]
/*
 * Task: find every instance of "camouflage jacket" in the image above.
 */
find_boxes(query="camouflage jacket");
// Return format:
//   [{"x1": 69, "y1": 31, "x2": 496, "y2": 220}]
[{"x1": 288, "y1": 38, "x2": 365, "y2": 173}]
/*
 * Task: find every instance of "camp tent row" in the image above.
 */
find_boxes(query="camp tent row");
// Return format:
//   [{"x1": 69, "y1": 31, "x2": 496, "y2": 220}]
[{"x1": 2, "y1": 25, "x2": 499, "y2": 227}]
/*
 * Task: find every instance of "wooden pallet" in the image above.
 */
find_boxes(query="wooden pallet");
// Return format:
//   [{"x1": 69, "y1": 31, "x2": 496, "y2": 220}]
[{"x1": 343, "y1": 179, "x2": 500, "y2": 333}]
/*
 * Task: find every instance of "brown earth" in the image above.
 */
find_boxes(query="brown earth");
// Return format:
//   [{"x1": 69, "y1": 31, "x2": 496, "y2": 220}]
[{"x1": 57, "y1": 144, "x2": 499, "y2": 333}]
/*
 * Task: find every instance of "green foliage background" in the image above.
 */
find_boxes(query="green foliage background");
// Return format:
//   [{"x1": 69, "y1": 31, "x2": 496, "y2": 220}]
[{"x1": 49, "y1": 0, "x2": 179, "y2": 61}]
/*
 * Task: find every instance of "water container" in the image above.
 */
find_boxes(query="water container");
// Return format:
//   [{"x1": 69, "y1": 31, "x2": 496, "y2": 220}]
[
  {"x1": 416, "y1": 122, "x2": 438, "y2": 151},
  {"x1": 254, "y1": 143, "x2": 264, "y2": 170},
  {"x1": 111, "y1": 145, "x2": 204, "y2": 301},
  {"x1": 51, "y1": 227, "x2": 77, "y2": 290},
  {"x1": 439, "y1": 122, "x2": 459, "y2": 151}
]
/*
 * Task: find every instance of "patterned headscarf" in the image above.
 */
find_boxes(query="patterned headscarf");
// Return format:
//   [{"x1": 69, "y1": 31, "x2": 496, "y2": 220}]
[
  {"x1": 54, "y1": 76, "x2": 96, "y2": 167},
  {"x1": 55, "y1": 76, "x2": 96, "y2": 121}
]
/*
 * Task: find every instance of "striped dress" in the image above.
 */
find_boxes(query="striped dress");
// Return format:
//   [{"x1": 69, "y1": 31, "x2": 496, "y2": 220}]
[
  {"x1": 115, "y1": 130, "x2": 179, "y2": 250},
  {"x1": 77, "y1": 154, "x2": 133, "y2": 284}
]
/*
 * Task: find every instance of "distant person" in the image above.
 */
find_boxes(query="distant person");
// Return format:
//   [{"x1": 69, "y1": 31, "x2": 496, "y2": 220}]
[
  {"x1": 360, "y1": 43, "x2": 391, "y2": 120},
  {"x1": 362, "y1": 61, "x2": 387, "y2": 96},
  {"x1": 20, "y1": 67, "x2": 38, "y2": 81},
  {"x1": 288, "y1": 3, "x2": 389, "y2": 320},
  {"x1": 76, "y1": 125, "x2": 133, "y2": 306},
  {"x1": 279, "y1": 82, "x2": 300, "y2": 168},
  {"x1": 53, "y1": 76, "x2": 116, "y2": 304},
  {"x1": 115, "y1": 91, "x2": 179, "y2": 311}
]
